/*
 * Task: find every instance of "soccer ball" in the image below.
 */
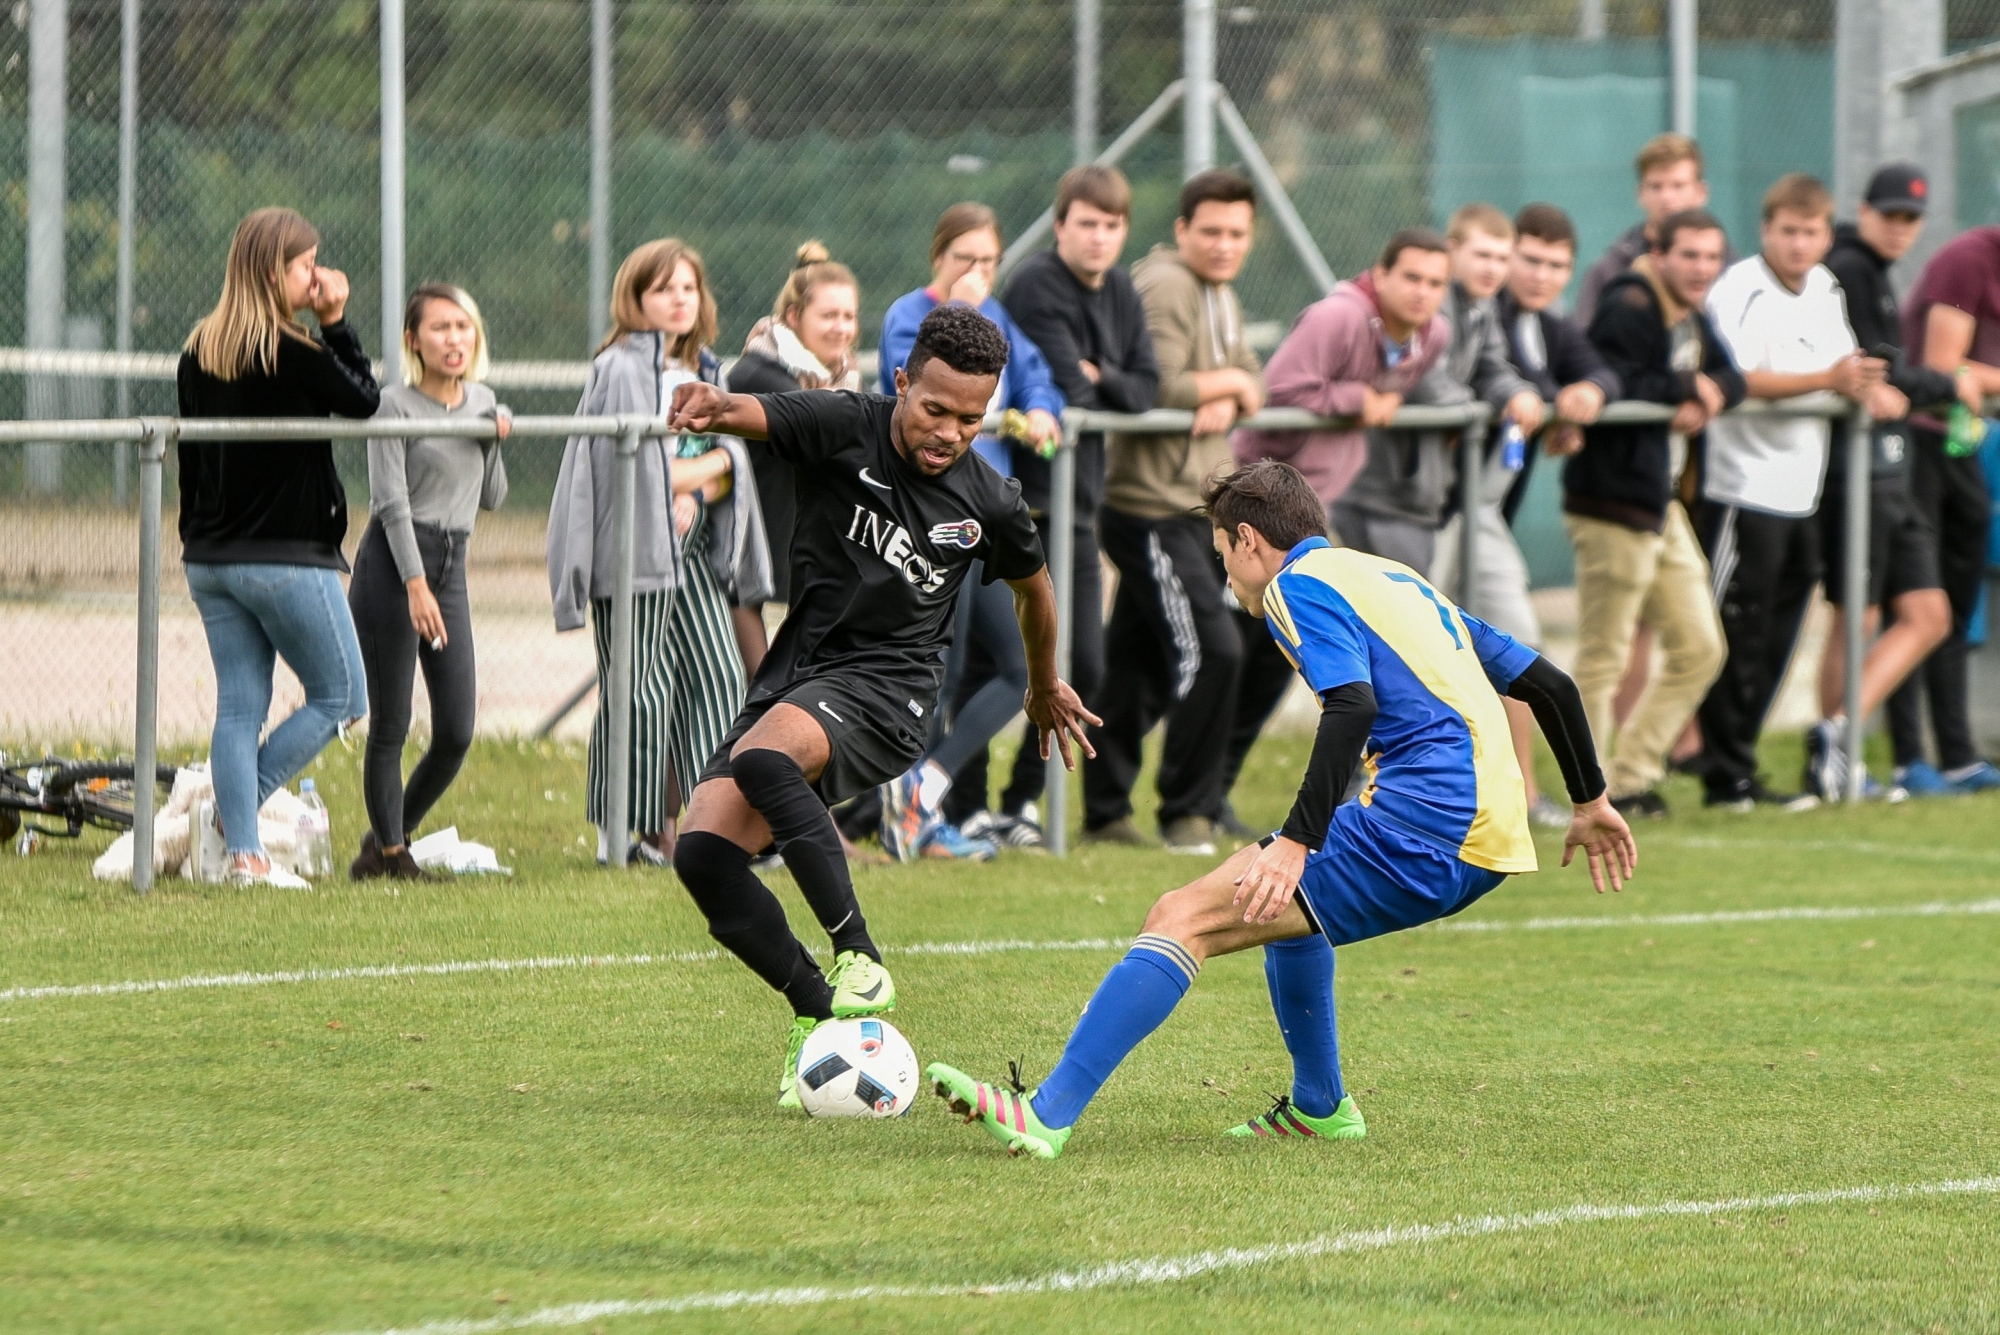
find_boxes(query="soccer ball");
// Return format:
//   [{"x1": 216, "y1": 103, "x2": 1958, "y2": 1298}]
[{"x1": 795, "y1": 1017, "x2": 918, "y2": 1118}]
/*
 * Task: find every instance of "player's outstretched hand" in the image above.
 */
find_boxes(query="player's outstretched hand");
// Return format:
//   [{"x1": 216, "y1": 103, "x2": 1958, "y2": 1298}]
[
  {"x1": 1561, "y1": 794, "x2": 1636, "y2": 893},
  {"x1": 667, "y1": 380, "x2": 728, "y2": 432},
  {"x1": 1025, "y1": 679, "x2": 1100, "y2": 771},
  {"x1": 1234, "y1": 835, "x2": 1306, "y2": 924}
]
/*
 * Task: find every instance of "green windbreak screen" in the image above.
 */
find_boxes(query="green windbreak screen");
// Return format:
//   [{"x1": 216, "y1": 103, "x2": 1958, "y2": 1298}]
[
  {"x1": 1431, "y1": 37, "x2": 1831, "y2": 585},
  {"x1": 1956, "y1": 94, "x2": 2000, "y2": 227}
]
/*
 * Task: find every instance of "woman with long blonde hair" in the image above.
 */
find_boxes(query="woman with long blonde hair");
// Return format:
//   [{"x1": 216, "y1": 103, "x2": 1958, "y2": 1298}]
[
  {"x1": 347, "y1": 283, "x2": 513, "y2": 880},
  {"x1": 177, "y1": 205, "x2": 379, "y2": 888},
  {"x1": 547, "y1": 238, "x2": 769, "y2": 864}
]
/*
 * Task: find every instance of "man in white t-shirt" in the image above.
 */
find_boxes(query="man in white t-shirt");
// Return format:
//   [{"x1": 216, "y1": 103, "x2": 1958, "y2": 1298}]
[{"x1": 1693, "y1": 173, "x2": 1900, "y2": 809}]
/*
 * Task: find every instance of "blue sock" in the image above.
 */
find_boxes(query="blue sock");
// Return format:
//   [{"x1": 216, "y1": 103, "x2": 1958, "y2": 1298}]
[
  {"x1": 1263, "y1": 935, "x2": 1344, "y2": 1117},
  {"x1": 1030, "y1": 934, "x2": 1198, "y2": 1129}
]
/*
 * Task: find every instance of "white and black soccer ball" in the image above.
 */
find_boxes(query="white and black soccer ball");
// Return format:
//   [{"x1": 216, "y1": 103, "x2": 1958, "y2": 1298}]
[{"x1": 796, "y1": 1017, "x2": 918, "y2": 1118}]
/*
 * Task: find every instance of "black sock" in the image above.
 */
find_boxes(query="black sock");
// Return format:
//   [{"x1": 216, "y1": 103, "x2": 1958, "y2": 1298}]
[
  {"x1": 672, "y1": 831, "x2": 834, "y2": 1019},
  {"x1": 730, "y1": 748, "x2": 879, "y2": 961}
]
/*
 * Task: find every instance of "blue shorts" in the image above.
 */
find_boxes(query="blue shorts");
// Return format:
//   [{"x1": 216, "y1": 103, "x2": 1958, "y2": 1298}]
[{"x1": 1289, "y1": 805, "x2": 1507, "y2": 947}]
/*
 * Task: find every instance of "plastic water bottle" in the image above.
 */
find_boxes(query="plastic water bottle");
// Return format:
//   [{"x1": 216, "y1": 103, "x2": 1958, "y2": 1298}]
[
  {"x1": 1945, "y1": 401, "x2": 1986, "y2": 458},
  {"x1": 296, "y1": 779, "x2": 334, "y2": 879},
  {"x1": 1498, "y1": 419, "x2": 1527, "y2": 473}
]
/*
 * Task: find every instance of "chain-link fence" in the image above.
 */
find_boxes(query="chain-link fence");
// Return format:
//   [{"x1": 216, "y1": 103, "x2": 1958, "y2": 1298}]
[{"x1": 3, "y1": 0, "x2": 1979, "y2": 747}]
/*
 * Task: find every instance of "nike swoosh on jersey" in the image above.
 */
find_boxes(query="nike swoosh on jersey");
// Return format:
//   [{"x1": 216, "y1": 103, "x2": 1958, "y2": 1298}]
[
  {"x1": 858, "y1": 467, "x2": 892, "y2": 491},
  {"x1": 818, "y1": 701, "x2": 845, "y2": 723}
]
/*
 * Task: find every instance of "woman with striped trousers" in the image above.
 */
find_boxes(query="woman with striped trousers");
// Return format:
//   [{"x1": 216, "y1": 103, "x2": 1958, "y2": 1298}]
[{"x1": 549, "y1": 239, "x2": 770, "y2": 864}]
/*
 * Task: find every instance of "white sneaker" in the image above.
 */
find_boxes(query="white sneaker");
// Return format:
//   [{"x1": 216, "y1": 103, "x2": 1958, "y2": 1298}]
[
  {"x1": 226, "y1": 856, "x2": 311, "y2": 890},
  {"x1": 193, "y1": 799, "x2": 228, "y2": 883}
]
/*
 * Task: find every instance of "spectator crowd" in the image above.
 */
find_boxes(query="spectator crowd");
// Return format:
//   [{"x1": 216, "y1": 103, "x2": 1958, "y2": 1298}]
[{"x1": 174, "y1": 134, "x2": 2000, "y2": 881}]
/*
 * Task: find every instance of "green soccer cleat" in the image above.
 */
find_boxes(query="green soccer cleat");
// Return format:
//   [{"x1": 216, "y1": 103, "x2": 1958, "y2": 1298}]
[
  {"x1": 1224, "y1": 1093, "x2": 1366, "y2": 1140},
  {"x1": 778, "y1": 1015, "x2": 820, "y2": 1109},
  {"x1": 827, "y1": 950, "x2": 896, "y2": 1017},
  {"x1": 926, "y1": 1062, "x2": 1072, "y2": 1160}
]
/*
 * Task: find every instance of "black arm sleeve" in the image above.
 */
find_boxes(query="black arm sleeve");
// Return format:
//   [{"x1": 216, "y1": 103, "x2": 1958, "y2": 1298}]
[
  {"x1": 1279, "y1": 682, "x2": 1377, "y2": 851},
  {"x1": 1505, "y1": 654, "x2": 1606, "y2": 805}
]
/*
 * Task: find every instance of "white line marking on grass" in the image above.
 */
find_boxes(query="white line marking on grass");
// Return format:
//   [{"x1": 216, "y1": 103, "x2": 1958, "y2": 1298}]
[
  {"x1": 1661, "y1": 835, "x2": 2000, "y2": 865},
  {"x1": 7, "y1": 899, "x2": 1999, "y2": 1005},
  {"x1": 1437, "y1": 897, "x2": 2000, "y2": 933},
  {"x1": 327, "y1": 1175, "x2": 2000, "y2": 1334},
  {"x1": 0, "y1": 951, "x2": 717, "y2": 1003}
]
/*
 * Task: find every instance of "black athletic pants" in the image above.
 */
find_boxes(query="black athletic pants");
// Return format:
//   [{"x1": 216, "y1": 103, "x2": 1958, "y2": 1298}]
[
  {"x1": 1887, "y1": 431, "x2": 1991, "y2": 770},
  {"x1": 1083, "y1": 506, "x2": 1244, "y2": 830},
  {"x1": 1693, "y1": 501, "x2": 1822, "y2": 796},
  {"x1": 349, "y1": 519, "x2": 478, "y2": 848}
]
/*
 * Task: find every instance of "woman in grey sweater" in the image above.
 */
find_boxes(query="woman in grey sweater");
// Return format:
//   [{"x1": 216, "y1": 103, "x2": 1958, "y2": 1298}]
[{"x1": 348, "y1": 283, "x2": 511, "y2": 879}]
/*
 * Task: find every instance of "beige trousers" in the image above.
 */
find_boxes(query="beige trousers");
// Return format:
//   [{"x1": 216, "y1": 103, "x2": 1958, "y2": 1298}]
[{"x1": 1565, "y1": 503, "x2": 1726, "y2": 798}]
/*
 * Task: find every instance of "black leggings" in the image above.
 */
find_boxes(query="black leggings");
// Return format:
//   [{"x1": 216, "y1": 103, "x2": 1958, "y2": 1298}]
[{"x1": 350, "y1": 519, "x2": 477, "y2": 848}]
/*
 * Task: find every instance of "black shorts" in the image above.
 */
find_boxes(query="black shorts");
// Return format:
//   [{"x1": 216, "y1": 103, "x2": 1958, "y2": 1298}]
[
  {"x1": 697, "y1": 672, "x2": 930, "y2": 805},
  {"x1": 1818, "y1": 485, "x2": 1941, "y2": 608}
]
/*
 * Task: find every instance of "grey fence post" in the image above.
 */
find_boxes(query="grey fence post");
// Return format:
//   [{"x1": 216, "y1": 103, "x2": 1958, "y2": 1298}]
[
  {"x1": 1669, "y1": 0, "x2": 1698, "y2": 137},
  {"x1": 1456, "y1": 412, "x2": 1487, "y2": 618},
  {"x1": 1183, "y1": 0, "x2": 1214, "y2": 177},
  {"x1": 132, "y1": 419, "x2": 169, "y2": 893},
  {"x1": 24, "y1": 0, "x2": 68, "y2": 495},
  {"x1": 1044, "y1": 417, "x2": 1081, "y2": 857},
  {"x1": 1073, "y1": 0, "x2": 1099, "y2": 163},
  {"x1": 114, "y1": 0, "x2": 139, "y2": 504},
  {"x1": 1843, "y1": 405, "x2": 1872, "y2": 802},
  {"x1": 588, "y1": 0, "x2": 613, "y2": 347},
  {"x1": 380, "y1": 0, "x2": 406, "y2": 384},
  {"x1": 604, "y1": 416, "x2": 643, "y2": 868}
]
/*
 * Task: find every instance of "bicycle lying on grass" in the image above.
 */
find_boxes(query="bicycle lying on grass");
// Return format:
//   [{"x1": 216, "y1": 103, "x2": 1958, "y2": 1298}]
[{"x1": 0, "y1": 755, "x2": 176, "y2": 853}]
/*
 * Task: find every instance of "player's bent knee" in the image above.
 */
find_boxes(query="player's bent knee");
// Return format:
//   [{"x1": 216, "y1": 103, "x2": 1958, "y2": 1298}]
[{"x1": 672, "y1": 832, "x2": 757, "y2": 929}]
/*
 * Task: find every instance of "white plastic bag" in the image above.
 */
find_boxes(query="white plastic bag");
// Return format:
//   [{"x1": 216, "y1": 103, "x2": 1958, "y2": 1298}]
[{"x1": 408, "y1": 826, "x2": 512, "y2": 876}]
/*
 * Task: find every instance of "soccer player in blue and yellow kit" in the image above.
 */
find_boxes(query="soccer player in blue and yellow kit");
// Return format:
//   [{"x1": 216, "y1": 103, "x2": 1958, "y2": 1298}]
[{"x1": 929, "y1": 461, "x2": 1636, "y2": 1157}]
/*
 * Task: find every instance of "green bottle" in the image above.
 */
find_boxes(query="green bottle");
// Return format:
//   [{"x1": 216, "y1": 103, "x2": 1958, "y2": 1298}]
[{"x1": 1945, "y1": 400, "x2": 1986, "y2": 458}]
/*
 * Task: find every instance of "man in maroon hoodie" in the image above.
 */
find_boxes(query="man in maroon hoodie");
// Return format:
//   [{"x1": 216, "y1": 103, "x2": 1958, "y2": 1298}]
[
  {"x1": 1232, "y1": 229, "x2": 1454, "y2": 507},
  {"x1": 1212, "y1": 229, "x2": 1455, "y2": 837}
]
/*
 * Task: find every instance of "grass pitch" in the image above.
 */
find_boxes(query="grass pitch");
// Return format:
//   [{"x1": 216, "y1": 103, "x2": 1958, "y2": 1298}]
[{"x1": 2, "y1": 733, "x2": 1997, "y2": 1334}]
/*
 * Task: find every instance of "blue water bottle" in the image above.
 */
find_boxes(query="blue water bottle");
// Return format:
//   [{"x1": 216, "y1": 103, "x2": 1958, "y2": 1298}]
[{"x1": 1498, "y1": 419, "x2": 1527, "y2": 473}]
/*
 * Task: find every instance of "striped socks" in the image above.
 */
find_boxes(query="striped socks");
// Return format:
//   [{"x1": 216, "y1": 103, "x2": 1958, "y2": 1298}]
[{"x1": 1029, "y1": 933, "x2": 1199, "y2": 1130}]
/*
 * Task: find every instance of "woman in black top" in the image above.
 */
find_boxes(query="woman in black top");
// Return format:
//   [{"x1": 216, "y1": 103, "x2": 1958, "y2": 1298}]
[
  {"x1": 725, "y1": 240, "x2": 863, "y2": 671},
  {"x1": 177, "y1": 206, "x2": 380, "y2": 887}
]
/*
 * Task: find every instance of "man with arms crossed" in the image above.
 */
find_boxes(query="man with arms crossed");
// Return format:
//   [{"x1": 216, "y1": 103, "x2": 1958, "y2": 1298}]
[
  {"x1": 926, "y1": 461, "x2": 1633, "y2": 1158},
  {"x1": 1568, "y1": 208, "x2": 1739, "y2": 818},
  {"x1": 975, "y1": 163, "x2": 1160, "y2": 846},
  {"x1": 1805, "y1": 164, "x2": 1953, "y2": 800},
  {"x1": 666, "y1": 305, "x2": 1097, "y2": 1108},
  {"x1": 1694, "y1": 174, "x2": 1894, "y2": 811}
]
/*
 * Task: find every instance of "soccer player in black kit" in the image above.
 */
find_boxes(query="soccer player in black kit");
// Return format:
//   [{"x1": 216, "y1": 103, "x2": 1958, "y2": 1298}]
[{"x1": 666, "y1": 304, "x2": 1098, "y2": 1108}]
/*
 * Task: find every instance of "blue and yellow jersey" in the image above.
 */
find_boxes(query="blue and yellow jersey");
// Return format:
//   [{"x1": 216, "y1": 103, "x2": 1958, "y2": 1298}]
[{"x1": 1262, "y1": 537, "x2": 1538, "y2": 874}]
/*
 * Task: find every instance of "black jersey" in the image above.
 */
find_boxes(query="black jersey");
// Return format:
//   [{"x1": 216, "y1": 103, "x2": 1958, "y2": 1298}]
[{"x1": 752, "y1": 390, "x2": 1045, "y2": 698}]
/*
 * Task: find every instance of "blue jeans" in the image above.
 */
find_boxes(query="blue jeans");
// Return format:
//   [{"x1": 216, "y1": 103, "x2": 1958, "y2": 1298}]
[{"x1": 185, "y1": 563, "x2": 368, "y2": 854}]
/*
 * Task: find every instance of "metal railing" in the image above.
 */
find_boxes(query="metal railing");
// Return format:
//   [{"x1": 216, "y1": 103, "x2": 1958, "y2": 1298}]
[{"x1": 1, "y1": 392, "x2": 1875, "y2": 884}]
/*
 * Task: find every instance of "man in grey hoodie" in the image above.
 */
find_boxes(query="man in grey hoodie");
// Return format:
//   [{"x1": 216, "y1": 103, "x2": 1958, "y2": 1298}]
[{"x1": 1332, "y1": 204, "x2": 1544, "y2": 577}]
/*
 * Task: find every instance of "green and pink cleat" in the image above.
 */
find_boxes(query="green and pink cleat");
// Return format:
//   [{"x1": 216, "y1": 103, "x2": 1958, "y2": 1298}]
[
  {"x1": 1223, "y1": 1092, "x2": 1366, "y2": 1140},
  {"x1": 926, "y1": 1062, "x2": 1072, "y2": 1159},
  {"x1": 927, "y1": 1063, "x2": 1367, "y2": 1155}
]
